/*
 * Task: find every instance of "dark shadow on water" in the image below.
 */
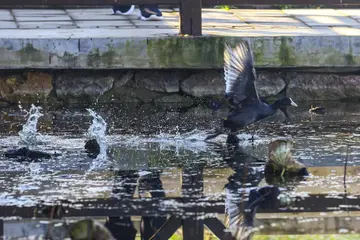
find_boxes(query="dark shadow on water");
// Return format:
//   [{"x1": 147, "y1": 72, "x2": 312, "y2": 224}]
[{"x1": 105, "y1": 170, "x2": 167, "y2": 240}]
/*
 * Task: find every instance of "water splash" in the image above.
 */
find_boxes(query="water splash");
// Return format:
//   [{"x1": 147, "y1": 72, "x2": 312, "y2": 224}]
[
  {"x1": 86, "y1": 109, "x2": 108, "y2": 169},
  {"x1": 18, "y1": 104, "x2": 44, "y2": 146}
]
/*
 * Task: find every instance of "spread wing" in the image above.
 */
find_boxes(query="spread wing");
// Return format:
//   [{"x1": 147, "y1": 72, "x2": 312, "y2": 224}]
[{"x1": 224, "y1": 41, "x2": 260, "y2": 107}]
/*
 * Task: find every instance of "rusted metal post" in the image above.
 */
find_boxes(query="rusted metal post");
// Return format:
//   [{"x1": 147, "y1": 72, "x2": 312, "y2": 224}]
[{"x1": 179, "y1": 0, "x2": 202, "y2": 36}]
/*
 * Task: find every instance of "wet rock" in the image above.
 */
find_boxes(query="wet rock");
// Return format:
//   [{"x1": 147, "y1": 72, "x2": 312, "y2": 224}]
[
  {"x1": 180, "y1": 70, "x2": 224, "y2": 97},
  {"x1": 112, "y1": 87, "x2": 163, "y2": 103},
  {"x1": 0, "y1": 72, "x2": 53, "y2": 103},
  {"x1": 85, "y1": 139, "x2": 100, "y2": 158},
  {"x1": 101, "y1": 72, "x2": 165, "y2": 103},
  {"x1": 286, "y1": 73, "x2": 360, "y2": 100},
  {"x1": 55, "y1": 72, "x2": 114, "y2": 103},
  {"x1": 135, "y1": 70, "x2": 187, "y2": 93},
  {"x1": 113, "y1": 70, "x2": 133, "y2": 88},
  {"x1": 154, "y1": 94, "x2": 194, "y2": 105},
  {"x1": 256, "y1": 72, "x2": 286, "y2": 97},
  {"x1": 184, "y1": 106, "x2": 214, "y2": 117},
  {"x1": 0, "y1": 97, "x2": 15, "y2": 108}
]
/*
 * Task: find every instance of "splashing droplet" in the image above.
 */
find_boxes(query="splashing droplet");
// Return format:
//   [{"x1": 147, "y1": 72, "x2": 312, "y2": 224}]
[
  {"x1": 18, "y1": 104, "x2": 43, "y2": 146},
  {"x1": 86, "y1": 109, "x2": 108, "y2": 169}
]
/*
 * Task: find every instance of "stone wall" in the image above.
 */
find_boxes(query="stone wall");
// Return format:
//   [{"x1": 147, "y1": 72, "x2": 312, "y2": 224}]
[{"x1": 1, "y1": 69, "x2": 360, "y2": 106}]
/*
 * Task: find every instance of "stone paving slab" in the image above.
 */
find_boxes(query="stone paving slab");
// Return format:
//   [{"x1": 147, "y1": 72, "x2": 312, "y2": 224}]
[
  {"x1": 2, "y1": 7, "x2": 360, "y2": 31},
  {"x1": 12, "y1": 9, "x2": 67, "y2": 15},
  {"x1": 68, "y1": 12, "x2": 131, "y2": 21},
  {"x1": 0, "y1": 27, "x2": 343, "y2": 38},
  {"x1": 296, "y1": 15, "x2": 360, "y2": 27},
  {"x1": 241, "y1": 16, "x2": 306, "y2": 27},
  {"x1": 283, "y1": 9, "x2": 345, "y2": 16},
  {"x1": 0, "y1": 10, "x2": 14, "y2": 21},
  {"x1": 132, "y1": 19, "x2": 178, "y2": 28},
  {"x1": 16, "y1": 16, "x2": 72, "y2": 22},
  {"x1": 18, "y1": 21, "x2": 75, "y2": 29},
  {"x1": 0, "y1": 21, "x2": 17, "y2": 28},
  {"x1": 336, "y1": 9, "x2": 360, "y2": 17},
  {"x1": 76, "y1": 20, "x2": 134, "y2": 28},
  {"x1": 65, "y1": 8, "x2": 114, "y2": 14},
  {"x1": 229, "y1": 9, "x2": 286, "y2": 17},
  {"x1": 337, "y1": 9, "x2": 360, "y2": 22}
]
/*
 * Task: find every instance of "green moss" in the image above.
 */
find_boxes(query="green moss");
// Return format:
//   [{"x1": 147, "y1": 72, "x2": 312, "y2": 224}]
[
  {"x1": 278, "y1": 37, "x2": 296, "y2": 66},
  {"x1": 102, "y1": 44, "x2": 116, "y2": 67},
  {"x1": 147, "y1": 37, "x2": 224, "y2": 68},
  {"x1": 18, "y1": 43, "x2": 45, "y2": 63},
  {"x1": 87, "y1": 48, "x2": 101, "y2": 68},
  {"x1": 323, "y1": 51, "x2": 348, "y2": 65},
  {"x1": 63, "y1": 51, "x2": 77, "y2": 66},
  {"x1": 124, "y1": 40, "x2": 139, "y2": 57},
  {"x1": 253, "y1": 38, "x2": 266, "y2": 65},
  {"x1": 345, "y1": 54, "x2": 355, "y2": 66}
]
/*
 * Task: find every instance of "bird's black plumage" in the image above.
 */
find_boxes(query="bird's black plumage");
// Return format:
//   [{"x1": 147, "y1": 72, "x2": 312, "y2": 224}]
[
  {"x1": 224, "y1": 41, "x2": 260, "y2": 108},
  {"x1": 205, "y1": 41, "x2": 298, "y2": 142}
]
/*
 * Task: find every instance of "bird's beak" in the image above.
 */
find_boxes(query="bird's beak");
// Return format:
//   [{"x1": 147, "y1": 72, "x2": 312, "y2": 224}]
[{"x1": 290, "y1": 98, "x2": 298, "y2": 107}]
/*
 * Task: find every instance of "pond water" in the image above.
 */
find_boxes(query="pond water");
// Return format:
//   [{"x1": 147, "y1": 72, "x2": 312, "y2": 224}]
[{"x1": 0, "y1": 101, "x2": 360, "y2": 239}]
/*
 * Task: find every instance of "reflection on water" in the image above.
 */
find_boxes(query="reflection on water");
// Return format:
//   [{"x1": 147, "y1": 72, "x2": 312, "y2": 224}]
[{"x1": 0, "y1": 102, "x2": 360, "y2": 239}]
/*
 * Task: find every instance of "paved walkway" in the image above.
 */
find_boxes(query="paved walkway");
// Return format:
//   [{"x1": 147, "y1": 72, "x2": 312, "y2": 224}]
[{"x1": 1, "y1": 7, "x2": 360, "y2": 37}]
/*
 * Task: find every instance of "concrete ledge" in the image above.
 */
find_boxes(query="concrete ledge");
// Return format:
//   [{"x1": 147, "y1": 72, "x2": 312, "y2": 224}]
[{"x1": 0, "y1": 29, "x2": 358, "y2": 69}]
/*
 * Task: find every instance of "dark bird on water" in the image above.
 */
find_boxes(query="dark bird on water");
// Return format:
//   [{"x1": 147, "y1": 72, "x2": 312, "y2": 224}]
[
  {"x1": 205, "y1": 41, "x2": 298, "y2": 144},
  {"x1": 309, "y1": 104, "x2": 325, "y2": 115},
  {"x1": 4, "y1": 147, "x2": 52, "y2": 162}
]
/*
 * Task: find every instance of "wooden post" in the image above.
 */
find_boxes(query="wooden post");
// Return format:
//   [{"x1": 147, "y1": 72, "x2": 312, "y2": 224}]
[
  {"x1": 181, "y1": 165, "x2": 204, "y2": 240},
  {"x1": 150, "y1": 217, "x2": 182, "y2": 240},
  {"x1": 204, "y1": 218, "x2": 235, "y2": 240},
  {"x1": 0, "y1": 219, "x2": 3, "y2": 240},
  {"x1": 183, "y1": 219, "x2": 204, "y2": 240},
  {"x1": 179, "y1": 0, "x2": 202, "y2": 36}
]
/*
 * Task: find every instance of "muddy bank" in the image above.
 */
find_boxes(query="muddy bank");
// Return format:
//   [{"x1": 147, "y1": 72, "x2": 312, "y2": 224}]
[{"x1": 1, "y1": 70, "x2": 360, "y2": 106}]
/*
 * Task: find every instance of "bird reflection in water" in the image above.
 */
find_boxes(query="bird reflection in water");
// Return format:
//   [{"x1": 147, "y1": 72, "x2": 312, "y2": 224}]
[
  {"x1": 105, "y1": 170, "x2": 167, "y2": 240},
  {"x1": 222, "y1": 139, "x2": 308, "y2": 240}
]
